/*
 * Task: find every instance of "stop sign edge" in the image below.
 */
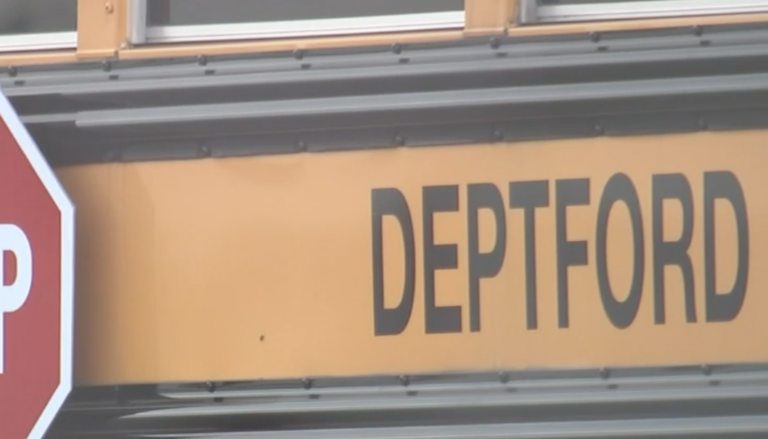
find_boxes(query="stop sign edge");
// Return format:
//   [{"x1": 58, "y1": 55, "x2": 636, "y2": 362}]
[{"x1": 0, "y1": 91, "x2": 75, "y2": 439}]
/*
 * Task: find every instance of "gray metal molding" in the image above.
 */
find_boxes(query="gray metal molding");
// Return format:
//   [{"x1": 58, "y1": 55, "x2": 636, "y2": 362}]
[
  {"x1": 34, "y1": 106, "x2": 768, "y2": 167},
  {"x1": 1, "y1": 23, "x2": 768, "y2": 166},
  {"x1": 130, "y1": 386, "x2": 768, "y2": 419},
  {"x1": 47, "y1": 364, "x2": 768, "y2": 439},
  {"x1": 9, "y1": 34, "x2": 768, "y2": 100},
  {"x1": 60, "y1": 73, "x2": 768, "y2": 130}
]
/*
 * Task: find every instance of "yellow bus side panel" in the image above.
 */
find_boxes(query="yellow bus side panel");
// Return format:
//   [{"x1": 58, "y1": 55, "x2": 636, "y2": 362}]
[{"x1": 59, "y1": 131, "x2": 767, "y2": 386}]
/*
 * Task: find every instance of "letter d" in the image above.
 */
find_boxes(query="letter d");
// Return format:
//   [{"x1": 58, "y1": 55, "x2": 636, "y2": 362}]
[
  {"x1": 0, "y1": 224, "x2": 33, "y2": 374},
  {"x1": 371, "y1": 188, "x2": 415, "y2": 336}
]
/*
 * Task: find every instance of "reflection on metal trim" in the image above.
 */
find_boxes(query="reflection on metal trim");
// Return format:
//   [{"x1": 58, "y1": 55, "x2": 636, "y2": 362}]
[
  {"x1": 144, "y1": 11, "x2": 465, "y2": 43},
  {"x1": 533, "y1": 0, "x2": 768, "y2": 23},
  {"x1": 130, "y1": 0, "x2": 148, "y2": 45},
  {"x1": 0, "y1": 32, "x2": 76, "y2": 53},
  {"x1": 519, "y1": 0, "x2": 538, "y2": 23}
]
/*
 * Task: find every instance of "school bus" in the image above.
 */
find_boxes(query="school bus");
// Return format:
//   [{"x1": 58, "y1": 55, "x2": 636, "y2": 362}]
[{"x1": 3, "y1": 0, "x2": 768, "y2": 438}]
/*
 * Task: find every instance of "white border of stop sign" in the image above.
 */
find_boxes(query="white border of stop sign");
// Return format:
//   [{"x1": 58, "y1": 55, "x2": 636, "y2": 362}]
[{"x1": 0, "y1": 91, "x2": 74, "y2": 439}]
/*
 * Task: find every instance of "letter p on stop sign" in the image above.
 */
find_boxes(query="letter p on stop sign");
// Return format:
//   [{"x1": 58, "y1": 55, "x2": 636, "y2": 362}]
[
  {"x1": 0, "y1": 91, "x2": 75, "y2": 439},
  {"x1": 0, "y1": 224, "x2": 33, "y2": 374}
]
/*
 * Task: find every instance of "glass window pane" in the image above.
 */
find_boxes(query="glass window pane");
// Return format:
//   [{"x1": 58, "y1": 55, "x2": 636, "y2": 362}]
[
  {"x1": 148, "y1": 0, "x2": 464, "y2": 27},
  {"x1": 533, "y1": 0, "x2": 768, "y2": 22},
  {"x1": 0, "y1": 0, "x2": 77, "y2": 34}
]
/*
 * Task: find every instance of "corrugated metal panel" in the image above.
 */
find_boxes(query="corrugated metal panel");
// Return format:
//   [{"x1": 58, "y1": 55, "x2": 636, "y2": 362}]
[
  {"x1": 3, "y1": 23, "x2": 768, "y2": 165},
  {"x1": 48, "y1": 365, "x2": 768, "y2": 438}
]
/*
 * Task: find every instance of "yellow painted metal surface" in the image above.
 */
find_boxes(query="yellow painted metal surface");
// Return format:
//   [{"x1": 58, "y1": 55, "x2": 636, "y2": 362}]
[
  {"x1": 58, "y1": 131, "x2": 767, "y2": 386},
  {"x1": 0, "y1": 51, "x2": 78, "y2": 68},
  {"x1": 76, "y1": 0, "x2": 129, "y2": 60},
  {"x1": 464, "y1": 0, "x2": 515, "y2": 36}
]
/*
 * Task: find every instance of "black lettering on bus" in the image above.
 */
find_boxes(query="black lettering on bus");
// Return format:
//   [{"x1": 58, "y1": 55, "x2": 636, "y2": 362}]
[
  {"x1": 371, "y1": 188, "x2": 415, "y2": 336},
  {"x1": 596, "y1": 173, "x2": 644, "y2": 329},
  {"x1": 423, "y1": 185, "x2": 462, "y2": 334},
  {"x1": 556, "y1": 179, "x2": 590, "y2": 329},
  {"x1": 652, "y1": 173, "x2": 696, "y2": 325},
  {"x1": 467, "y1": 183, "x2": 507, "y2": 333},
  {"x1": 704, "y1": 171, "x2": 749, "y2": 323},
  {"x1": 509, "y1": 180, "x2": 550, "y2": 330}
]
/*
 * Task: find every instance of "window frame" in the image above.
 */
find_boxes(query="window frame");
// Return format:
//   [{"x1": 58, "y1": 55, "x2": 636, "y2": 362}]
[
  {"x1": 520, "y1": 0, "x2": 768, "y2": 24},
  {"x1": 0, "y1": 0, "x2": 78, "y2": 54},
  {"x1": 0, "y1": 32, "x2": 76, "y2": 53},
  {"x1": 130, "y1": 0, "x2": 465, "y2": 45}
]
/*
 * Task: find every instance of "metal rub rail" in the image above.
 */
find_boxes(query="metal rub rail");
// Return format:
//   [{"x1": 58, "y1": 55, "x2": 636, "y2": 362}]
[
  {"x1": 50, "y1": 364, "x2": 768, "y2": 438},
  {"x1": 3, "y1": 23, "x2": 768, "y2": 166}
]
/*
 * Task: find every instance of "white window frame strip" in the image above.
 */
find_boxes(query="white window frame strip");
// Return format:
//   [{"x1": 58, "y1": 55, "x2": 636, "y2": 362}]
[
  {"x1": 141, "y1": 11, "x2": 465, "y2": 44},
  {"x1": 130, "y1": 0, "x2": 148, "y2": 45},
  {"x1": 0, "y1": 32, "x2": 77, "y2": 53},
  {"x1": 523, "y1": 0, "x2": 768, "y2": 24}
]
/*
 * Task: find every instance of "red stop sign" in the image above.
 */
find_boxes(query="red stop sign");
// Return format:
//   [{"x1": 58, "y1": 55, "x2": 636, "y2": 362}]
[{"x1": 0, "y1": 92, "x2": 74, "y2": 439}]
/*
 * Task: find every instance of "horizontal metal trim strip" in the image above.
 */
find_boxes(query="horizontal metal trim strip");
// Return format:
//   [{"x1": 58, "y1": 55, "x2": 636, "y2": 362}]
[
  {"x1": 145, "y1": 12, "x2": 465, "y2": 44},
  {"x1": 0, "y1": 31, "x2": 77, "y2": 53},
  {"x1": 137, "y1": 415, "x2": 768, "y2": 439},
  {"x1": 158, "y1": 370, "x2": 768, "y2": 401},
  {"x1": 21, "y1": 113, "x2": 77, "y2": 124},
  {"x1": 38, "y1": 107, "x2": 768, "y2": 166},
  {"x1": 9, "y1": 27, "x2": 768, "y2": 98},
  {"x1": 49, "y1": 366, "x2": 768, "y2": 438},
  {"x1": 8, "y1": 43, "x2": 768, "y2": 100},
  {"x1": 128, "y1": 385, "x2": 768, "y2": 419},
  {"x1": 70, "y1": 73, "x2": 768, "y2": 129},
  {"x1": 0, "y1": 41, "x2": 499, "y2": 90}
]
